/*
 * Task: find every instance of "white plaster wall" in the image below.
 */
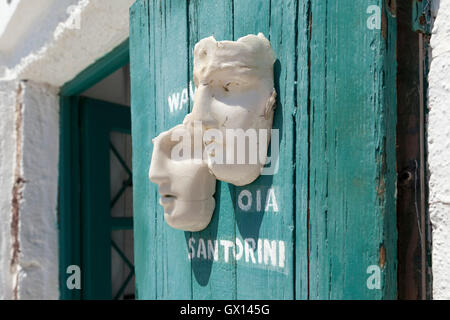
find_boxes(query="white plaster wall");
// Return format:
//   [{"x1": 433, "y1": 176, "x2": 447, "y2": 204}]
[
  {"x1": 428, "y1": 0, "x2": 450, "y2": 300},
  {"x1": 0, "y1": 0, "x2": 80, "y2": 71},
  {"x1": 1, "y1": 0, "x2": 135, "y2": 87},
  {"x1": 0, "y1": 0, "x2": 134, "y2": 299},
  {"x1": 16, "y1": 81, "x2": 60, "y2": 300},
  {"x1": 0, "y1": 80, "x2": 18, "y2": 300},
  {"x1": 0, "y1": 0, "x2": 21, "y2": 36},
  {"x1": 0, "y1": 80, "x2": 59, "y2": 300}
]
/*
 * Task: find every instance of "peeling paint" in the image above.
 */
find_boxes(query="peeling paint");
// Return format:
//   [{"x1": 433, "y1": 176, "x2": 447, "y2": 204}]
[
  {"x1": 386, "y1": 0, "x2": 397, "y2": 17},
  {"x1": 379, "y1": 245, "x2": 386, "y2": 269}
]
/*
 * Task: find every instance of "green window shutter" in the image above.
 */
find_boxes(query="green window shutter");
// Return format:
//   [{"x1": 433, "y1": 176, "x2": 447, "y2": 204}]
[{"x1": 130, "y1": 0, "x2": 397, "y2": 300}]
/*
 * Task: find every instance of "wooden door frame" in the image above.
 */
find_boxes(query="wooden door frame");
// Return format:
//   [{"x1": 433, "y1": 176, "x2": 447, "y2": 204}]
[
  {"x1": 396, "y1": 0, "x2": 432, "y2": 300},
  {"x1": 58, "y1": 40, "x2": 130, "y2": 300}
]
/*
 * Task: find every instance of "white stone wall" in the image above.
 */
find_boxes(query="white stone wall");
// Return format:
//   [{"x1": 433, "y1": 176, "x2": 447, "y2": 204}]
[
  {"x1": 0, "y1": 80, "x2": 59, "y2": 300},
  {"x1": 429, "y1": 0, "x2": 450, "y2": 300},
  {"x1": 2, "y1": 0, "x2": 134, "y2": 88},
  {"x1": 0, "y1": 80, "x2": 18, "y2": 300},
  {"x1": 0, "y1": 0, "x2": 134, "y2": 299},
  {"x1": 17, "y1": 81, "x2": 60, "y2": 300}
]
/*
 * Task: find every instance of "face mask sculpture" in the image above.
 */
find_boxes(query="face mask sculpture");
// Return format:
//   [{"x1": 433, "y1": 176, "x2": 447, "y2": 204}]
[
  {"x1": 191, "y1": 33, "x2": 277, "y2": 186},
  {"x1": 149, "y1": 125, "x2": 216, "y2": 232},
  {"x1": 149, "y1": 33, "x2": 277, "y2": 231}
]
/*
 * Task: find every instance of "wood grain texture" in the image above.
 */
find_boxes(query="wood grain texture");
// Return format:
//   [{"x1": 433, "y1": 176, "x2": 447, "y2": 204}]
[
  {"x1": 305, "y1": 0, "x2": 397, "y2": 299},
  {"x1": 188, "y1": 0, "x2": 236, "y2": 300},
  {"x1": 295, "y1": 0, "x2": 310, "y2": 300},
  {"x1": 152, "y1": 0, "x2": 192, "y2": 299},
  {"x1": 130, "y1": 0, "x2": 397, "y2": 300},
  {"x1": 131, "y1": 0, "x2": 193, "y2": 299},
  {"x1": 130, "y1": 0, "x2": 155, "y2": 299},
  {"x1": 232, "y1": 0, "x2": 296, "y2": 299},
  {"x1": 396, "y1": 0, "x2": 431, "y2": 300}
]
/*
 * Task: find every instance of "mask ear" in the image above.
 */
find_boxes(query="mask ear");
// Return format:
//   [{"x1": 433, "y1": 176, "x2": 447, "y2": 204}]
[{"x1": 264, "y1": 89, "x2": 277, "y2": 120}]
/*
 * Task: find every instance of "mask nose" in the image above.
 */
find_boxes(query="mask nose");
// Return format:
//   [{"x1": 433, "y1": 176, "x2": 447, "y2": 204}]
[
  {"x1": 148, "y1": 139, "x2": 168, "y2": 184},
  {"x1": 192, "y1": 83, "x2": 217, "y2": 129},
  {"x1": 148, "y1": 159, "x2": 164, "y2": 184}
]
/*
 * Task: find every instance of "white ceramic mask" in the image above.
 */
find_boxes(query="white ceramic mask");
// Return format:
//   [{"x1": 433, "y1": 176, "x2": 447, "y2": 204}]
[
  {"x1": 190, "y1": 33, "x2": 277, "y2": 186},
  {"x1": 149, "y1": 124, "x2": 216, "y2": 231}
]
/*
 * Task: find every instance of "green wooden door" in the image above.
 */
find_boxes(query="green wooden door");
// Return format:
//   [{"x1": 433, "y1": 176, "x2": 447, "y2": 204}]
[
  {"x1": 79, "y1": 98, "x2": 134, "y2": 299},
  {"x1": 130, "y1": 0, "x2": 397, "y2": 299},
  {"x1": 60, "y1": 97, "x2": 134, "y2": 300}
]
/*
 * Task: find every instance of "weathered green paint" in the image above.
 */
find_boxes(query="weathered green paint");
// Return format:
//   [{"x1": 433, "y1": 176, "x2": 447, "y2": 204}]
[
  {"x1": 232, "y1": 0, "x2": 296, "y2": 299},
  {"x1": 152, "y1": 0, "x2": 192, "y2": 299},
  {"x1": 188, "y1": 0, "x2": 236, "y2": 300},
  {"x1": 130, "y1": 0, "x2": 194, "y2": 299},
  {"x1": 412, "y1": 0, "x2": 432, "y2": 34},
  {"x1": 304, "y1": 1, "x2": 397, "y2": 300},
  {"x1": 130, "y1": 0, "x2": 397, "y2": 299},
  {"x1": 295, "y1": 0, "x2": 310, "y2": 300},
  {"x1": 129, "y1": 0, "x2": 154, "y2": 300}
]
